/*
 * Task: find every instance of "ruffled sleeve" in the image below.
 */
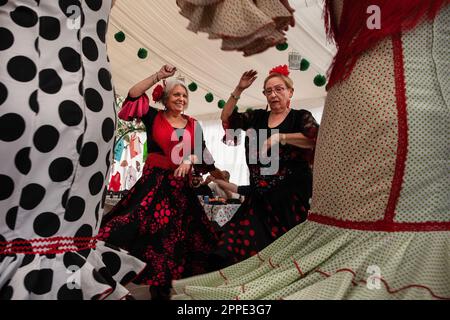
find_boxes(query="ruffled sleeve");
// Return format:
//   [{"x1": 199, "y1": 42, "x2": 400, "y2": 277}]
[
  {"x1": 222, "y1": 109, "x2": 262, "y2": 146},
  {"x1": 117, "y1": 93, "x2": 150, "y2": 121},
  {"x1": 296, "y1": 110, "x2": 319, "y2": 142},
  {"x1": 295, "y1": 110, "x2": 319, "y2": 166}
]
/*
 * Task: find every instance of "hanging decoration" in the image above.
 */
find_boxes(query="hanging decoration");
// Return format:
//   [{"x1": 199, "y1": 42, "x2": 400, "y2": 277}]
[
  {"x1": 205, "y1": 92, "x2": 214, "y2": 103},
  {"x1": 114, "y1": 31, "x2": 125, "y2": 42},
  {"x1": 313, "y1": 74, "x2": 327, "y2": 87},
  {"x1": 276, "y1": 42, "x2": 289, "y2": 51},
  {"x1": 288, "y1": 51, "x2": 301, "y2": 70},
  {"x1": 218, "y1": 99, "x2": 226, "y2": 109},
  {"x1": 188, "y1": 82, "x2": 198, "y2": 92},
  {"x1": 137, "y1": 48, "x2": 148, "y2": 59},
  {"x1": 300, "y1": 58, "x2": 310, "y2": 71}
]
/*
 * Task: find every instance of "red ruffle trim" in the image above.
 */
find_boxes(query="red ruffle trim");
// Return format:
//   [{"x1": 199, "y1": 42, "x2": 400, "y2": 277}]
[
  {"x1": 0, "y1": 236, "x2": 97, "y2": 255},
  {"x1": 118, "y1": 94, "x2": 150, "y2": 121}
]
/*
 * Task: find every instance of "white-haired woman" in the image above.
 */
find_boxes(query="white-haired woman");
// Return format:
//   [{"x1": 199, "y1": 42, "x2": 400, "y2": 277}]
[{"x1": 98, "y1": 65, "x2": 223, "y2": 299}]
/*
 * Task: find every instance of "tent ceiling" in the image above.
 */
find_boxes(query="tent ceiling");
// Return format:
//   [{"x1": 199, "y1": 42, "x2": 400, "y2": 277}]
[{"x1": 107, "y1": 0, "x2": 336, "y2": 119}]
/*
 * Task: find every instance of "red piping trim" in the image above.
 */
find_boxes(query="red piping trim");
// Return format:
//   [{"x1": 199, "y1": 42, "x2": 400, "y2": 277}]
[
  {"x1": 268, "y1": 257, "x2": 280, "y2": 269},
  {"x1": 313, "y1": 268, "x2": 450, "y2": 300},
  {"x1": 384, "y1": 33, "x2": 409, "y2": 224},
  {"x1": 257, "y1": 253, "x2": 265, "y2": 262},
  {"x1": 218, "y1": 269, "x2": 229, "y2": 285},
  {"x1": 292, "y1": 258, "x2": 304, "y2": 277},
  {"x1": 308, "y1": 213, "x2": 450, "y2": 232}
]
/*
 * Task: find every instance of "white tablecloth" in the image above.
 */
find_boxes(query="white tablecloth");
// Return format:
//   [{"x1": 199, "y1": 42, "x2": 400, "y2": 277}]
[{"x1": 202, "y1": 204, "x2": 241, "y2": 227}]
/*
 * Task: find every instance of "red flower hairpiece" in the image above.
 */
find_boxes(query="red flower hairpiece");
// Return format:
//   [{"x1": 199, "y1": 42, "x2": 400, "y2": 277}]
[
  {"x1": 269, "y1": 65, "x2": 290, "y2": 76},
  {"x1": 152, "y1": 84, "x2": 164, "y2": 103}
]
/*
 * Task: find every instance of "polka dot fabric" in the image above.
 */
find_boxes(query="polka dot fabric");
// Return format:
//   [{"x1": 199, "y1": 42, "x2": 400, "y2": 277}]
[
  {"x1": 394, "y1": 14, "x2": 450, "y2": 223},
  {"x1": 0, "y1": 0, "x2": 145, "y2": 300},
  {"x1": 172, "y1": 6, "x2": 450, "y2": 300},
  {"x1": 177, "y1": 0, "x2": 293, "y2": 56},
  {"x1": 311, "y1": 38, "x2": 398, "y2": 223}
]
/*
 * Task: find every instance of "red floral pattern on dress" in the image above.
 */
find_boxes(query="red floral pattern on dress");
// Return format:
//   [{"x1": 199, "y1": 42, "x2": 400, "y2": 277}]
[{"x1": 98, "y1": 165, "x2": 219, "y2": 290}]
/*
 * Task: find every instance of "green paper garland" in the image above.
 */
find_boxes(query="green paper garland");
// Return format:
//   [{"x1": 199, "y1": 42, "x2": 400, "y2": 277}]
[
  {"x1": 188, "y1": 82, "x2": 198, "y2": 92},
  {"x1": 314, "y1": 74, "x2": 327, "y2": 87},
  {"x1": 234, "y1": 106, "x2": 239, "y2": 112},
  {"x1": 218, "y1": 99, "x2": 226, "y2": 109},
  {"x1": 114, "y1": 31, "x2": 125, "y2": 42},
  {"x1": 246, "y1": 107, "x2": 253, "y2": 112},
  {"x1": 276, "y1": 42, "x2": 288, "y2": 51},
  {"x1": 137, "y1": 48, "x2": 148, "y2": 59},
  {"x1": 300, "y1": 59, "x2": 310, "y2": 71},
  {"x1": 205, "y1": 92, "x2": 214, "y2": 103}
]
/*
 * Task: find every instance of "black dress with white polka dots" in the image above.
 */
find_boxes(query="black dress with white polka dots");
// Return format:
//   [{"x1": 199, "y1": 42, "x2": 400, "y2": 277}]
[{"x1": 0, "y1": 0, "x2": 145, "y2": 300}]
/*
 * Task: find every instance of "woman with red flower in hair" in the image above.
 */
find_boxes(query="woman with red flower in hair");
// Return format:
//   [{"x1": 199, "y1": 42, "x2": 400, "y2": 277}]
[
  {"x1": 98, "y1": 64, "x2": 224, "y2": 299},
  {"x1": 207, "y1": 65, "x2": 319, "y2": 269}
]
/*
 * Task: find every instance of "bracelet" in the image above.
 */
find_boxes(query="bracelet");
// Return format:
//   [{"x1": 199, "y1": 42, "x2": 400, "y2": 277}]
[
  {"x1": 230, "y1": 93, "x2": 240, "y2": 100},
  {"x1": 155, "y1": 73, "x2": 160, "y2": 82},
  {"x1": 281, "y1": 133, "x2": 286, "y2": 145}
]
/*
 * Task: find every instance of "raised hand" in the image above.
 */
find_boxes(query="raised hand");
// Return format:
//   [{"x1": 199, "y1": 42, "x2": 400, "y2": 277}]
[
  {"x1": 237, "y1": 70, "x2": 258, "y2": 91},
  {"x1": 157, "y1": 64, "x2": 177, "y2": 80}
]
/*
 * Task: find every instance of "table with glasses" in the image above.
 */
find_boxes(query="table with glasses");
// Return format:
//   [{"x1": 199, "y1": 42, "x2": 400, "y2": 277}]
[{"x1": 199, "y1": 198, "x2": 241, "y2": 227}]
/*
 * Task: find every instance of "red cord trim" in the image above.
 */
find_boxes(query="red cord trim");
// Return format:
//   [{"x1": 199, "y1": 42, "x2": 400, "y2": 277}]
[
  {"x1": 384, "y1": 34, "x2": 409, "y2": 224},
  {"x1": 292, "y1": 258, "x2": 304, "y2": 277},
  {"x1": 308, "y1": 213, "x2": 450, "y2": 232},
  {"x1": 313, "y1": 268, "x2": 450, "y2": 300},
  {"x1": 218, "y1": 269, "x2": 229, "y2": 285},
  {"x1": 257, "y1": 253, "x2": 265, "y2": 262},
  {"x1": 268, "y1": 257, "x2": 280, "y2": 269}
]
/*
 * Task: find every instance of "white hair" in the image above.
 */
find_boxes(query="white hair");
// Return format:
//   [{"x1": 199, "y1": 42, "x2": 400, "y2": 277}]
[{"x1": 162, "y1": 79, "x2": 189, "y2": 108}]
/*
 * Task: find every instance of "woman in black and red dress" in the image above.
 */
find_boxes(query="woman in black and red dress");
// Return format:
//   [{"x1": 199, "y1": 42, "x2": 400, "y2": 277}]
[
  {"x1": 210, "y1": 66, "x2": 319, "y2": 269},
  {"x1": 98, "y1": 65, "x2": 223, "y2": 299}
]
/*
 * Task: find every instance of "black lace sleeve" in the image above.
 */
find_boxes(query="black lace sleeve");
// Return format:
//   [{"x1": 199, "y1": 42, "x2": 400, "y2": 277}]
[
  {"x1": 296, "y1": 110, "x2": 319, "y2": 141},
  {"x1": 295, "y1": 110, "x2": 319, "y2": 166},
  {"x1": 222, "y1": 109, "x2": 263, "y2": 146},
  {"x1": 191, "y1": 121, "x2": 216, "y2": 175}
]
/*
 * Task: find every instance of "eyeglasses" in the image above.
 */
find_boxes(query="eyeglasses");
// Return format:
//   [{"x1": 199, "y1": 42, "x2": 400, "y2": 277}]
[{"x1": 263, "y1": 86, "x2": 286, "y2": 96}]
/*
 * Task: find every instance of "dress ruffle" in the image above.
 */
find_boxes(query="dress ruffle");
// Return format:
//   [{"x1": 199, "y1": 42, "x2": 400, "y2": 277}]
[
  {"x1": 0, "y1": 241, "x2": 146, "y2": 300},
  {"x1": 173, "y1": 221, "x2": 450, "y2": 300},
  {"x1": 118, "y1": 94, "x2": 150, "y2": 121},
  {"x1": 176, "y1": 0, "x2": 294, "y2": 56}
]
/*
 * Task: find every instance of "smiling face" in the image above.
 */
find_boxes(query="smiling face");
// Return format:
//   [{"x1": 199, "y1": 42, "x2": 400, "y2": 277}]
[
  {"x1": 165, "y1": 84, "x2": 188, "y2": 114},
  {"x1": 263, "y1": 75, "x2": 294, "y2": 112}
]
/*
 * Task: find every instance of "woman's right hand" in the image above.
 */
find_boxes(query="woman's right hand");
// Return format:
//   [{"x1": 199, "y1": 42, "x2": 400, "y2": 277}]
[
  {"x1": 157, "y1": 64, "x2": 177, "y2": 80},
  {"x1": 237, "y1": 70, "x2": 258, "y2": 91}
]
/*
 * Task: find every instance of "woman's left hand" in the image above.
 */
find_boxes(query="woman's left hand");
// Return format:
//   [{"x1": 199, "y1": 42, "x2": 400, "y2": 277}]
[
  {"x1": 174, "y1": 163, "x2": 191, "y2": 178},
  {"x1": 210, "y1": 169, "x2": 226, "y2": 180},
  {"x1": 261, "y1": 133, "x2": 281, "y2": 154}
]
